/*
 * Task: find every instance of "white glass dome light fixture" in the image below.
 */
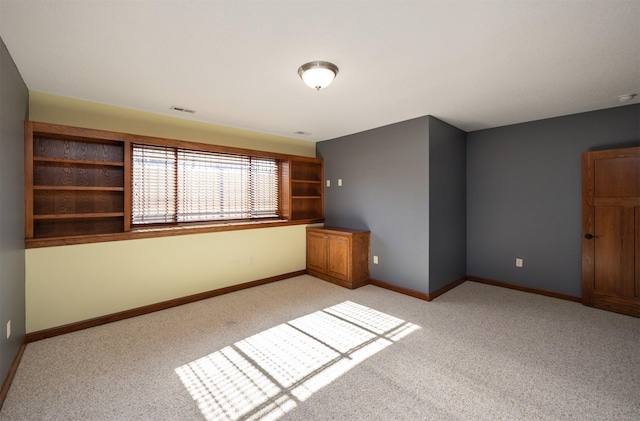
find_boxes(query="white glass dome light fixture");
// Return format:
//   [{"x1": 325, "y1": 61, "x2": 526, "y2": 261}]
[{"x1": 298, "y1": 61, "x2": 339, "y2": 91}]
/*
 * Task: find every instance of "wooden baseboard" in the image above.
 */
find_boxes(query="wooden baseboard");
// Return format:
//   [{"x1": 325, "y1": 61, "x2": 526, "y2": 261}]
[
  {"x1": 369, "y1": 277, "x2": 466, "y2": 301},
  {"x1": 466, "y1": 275, "x2": 581, "y2": 302},
  {"x1": 0, "y1": 338, "x2": 27, "y2": 410},
  {"x1": 26, "y1": 270, "x2": 306, "y2": 343},
  {"x1": 369, "y1": 279, "x2": 432, "y2": 301},
  {"x1": 429, "y1": 278, "x2": 467, "y2": 300}
]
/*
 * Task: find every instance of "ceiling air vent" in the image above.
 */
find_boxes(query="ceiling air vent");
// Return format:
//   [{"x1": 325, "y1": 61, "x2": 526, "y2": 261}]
[{"x1": 170, "y1": 106, "x2": 196, "y2": 114}]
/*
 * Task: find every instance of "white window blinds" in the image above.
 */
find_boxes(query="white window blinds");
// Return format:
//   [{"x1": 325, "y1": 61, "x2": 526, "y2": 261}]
[{"x1": 132, "y1": 145, "x2": 279, "y2": 225}]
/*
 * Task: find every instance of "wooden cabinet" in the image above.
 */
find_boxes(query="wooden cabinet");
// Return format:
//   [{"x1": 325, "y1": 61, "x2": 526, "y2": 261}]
[
  {"x1": 25, "y1": 122, "x2": 130, "y2": 241},
  {"x1": 282, "y1": 157, "x2": 324, "y2": 221},
  {"x1": 306, "y1": 227, "x2": 370, "y2": 289}
]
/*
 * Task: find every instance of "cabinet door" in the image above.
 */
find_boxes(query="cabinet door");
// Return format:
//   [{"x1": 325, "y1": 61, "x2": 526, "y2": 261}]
[
  {"x1": 327, "y1": 235, "x2": 350, "y2": 281},
  {"x1": 307, "y1": 231, "x2": 327, "y2": 273}
]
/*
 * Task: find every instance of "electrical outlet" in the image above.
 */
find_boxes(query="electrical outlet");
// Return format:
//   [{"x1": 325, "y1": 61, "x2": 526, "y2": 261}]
[
  {"x1": 516, "y1": 258, "x2": 523, "y2": 268},
  {"x1": 326, "y1": 179, "x2": 330, "y2": 187},
  {"x1": 373, "y1": 256, "x2": 379, "y2": 264},
  {"x1": 338, "y1": 179, "x2": 343, "y2": 186},
  {"x1": 248, "y1": 256, "x2": 253, "y2": 265},
  {"x1": 6, "y1": 320, "x2": 10, "y2": 339}
]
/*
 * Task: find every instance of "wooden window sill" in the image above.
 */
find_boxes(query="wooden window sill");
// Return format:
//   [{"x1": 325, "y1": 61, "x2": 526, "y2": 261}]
[{"x1": 25, "y1": 218, "x2": 324, "y2": 248}]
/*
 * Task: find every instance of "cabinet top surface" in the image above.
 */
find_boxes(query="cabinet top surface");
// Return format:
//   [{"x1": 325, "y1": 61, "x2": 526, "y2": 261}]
[{"x1": 307, "y1": 226, "x2": 370, "y2": 235}]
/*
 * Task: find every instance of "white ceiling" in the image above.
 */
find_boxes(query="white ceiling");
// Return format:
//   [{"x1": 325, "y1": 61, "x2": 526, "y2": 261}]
[{"x1": 1, "y1": 1, "x2": 638, "y2": 142}]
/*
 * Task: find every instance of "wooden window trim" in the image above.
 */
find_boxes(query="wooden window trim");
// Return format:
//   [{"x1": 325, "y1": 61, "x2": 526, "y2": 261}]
[
  {"x1": 25, "y1": 121, "x2": 323, "y2": 248},
  {"x1": 25, "y1": 218, "x2": 321, "y2": 248}
]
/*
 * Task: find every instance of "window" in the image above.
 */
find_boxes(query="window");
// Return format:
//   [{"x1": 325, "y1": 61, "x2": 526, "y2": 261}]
[
  {"x1": 25, "y1": 121, "x2": 323, "y2": 248},
  {"x1": 132, "y1": 144, "x2": 279, "y2": 225}
]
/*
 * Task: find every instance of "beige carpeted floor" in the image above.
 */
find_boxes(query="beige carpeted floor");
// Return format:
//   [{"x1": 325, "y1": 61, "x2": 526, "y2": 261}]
[{"x1": 1, "y1": 275, "x2": 638, "y2": 420}]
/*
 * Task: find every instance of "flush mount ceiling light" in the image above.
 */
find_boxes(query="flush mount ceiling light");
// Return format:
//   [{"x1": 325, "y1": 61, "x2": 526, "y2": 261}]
[
  {"x1": 618, "y1": 93, "x2": 637, "y2": 103},
  {"x1": 298, "y1": 61, "x2": 339, "y2": 91}
]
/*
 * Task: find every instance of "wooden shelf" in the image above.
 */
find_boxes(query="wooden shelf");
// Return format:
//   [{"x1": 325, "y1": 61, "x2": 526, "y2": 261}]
[
  {"x1": 292, "y1": 179, "x2": 322, "y2": 184},
  {"x1": 33, "y1": 213, "x2": 125, "y2": 220},
  {"x1": 33, "y1": 186, "x2": 125, "y2": 191},
  {"x1": 291, "y1": 160, "x2": 322, "y2": 182},
  {"x1": 33, "y1": 157, "x2": 124, "y2": 166},
  {"x1": 282, "y1": 157, "x2": 324, "y2": 221},
  {"x1": 25, "y1": 121, "x2": 324, "y2": 245},
  {"x1": 26, "y1": 121, "x2": 129, "y2": 240}
]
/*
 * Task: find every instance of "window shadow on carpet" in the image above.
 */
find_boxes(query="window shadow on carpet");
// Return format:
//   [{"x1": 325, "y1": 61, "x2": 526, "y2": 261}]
[{"x1": 175, "y1": 301, "x2": 420, "y2": 421}]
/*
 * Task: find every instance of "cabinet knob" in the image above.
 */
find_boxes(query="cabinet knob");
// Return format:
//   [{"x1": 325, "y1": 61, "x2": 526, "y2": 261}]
[{"x1": 584, "y1": 233, "x2": 594, "y2": 240}]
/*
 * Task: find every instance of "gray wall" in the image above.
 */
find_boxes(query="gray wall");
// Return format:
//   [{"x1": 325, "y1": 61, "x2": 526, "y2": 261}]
[
  {"x1": 0, "y1": 37, "x2": 27, "y2": 385},
  {"x1": 316, "y1": 116, "x2": 468, "y2": 295},
  {"x1": 317, "y1": 117, "x2": 431, "y2": 293},
  {"x1": 428, "y1": 117, "x2": 466, "y2": 292},
  {"x1": 467, "y1": 104, "x2": 640, "y2": 297}
]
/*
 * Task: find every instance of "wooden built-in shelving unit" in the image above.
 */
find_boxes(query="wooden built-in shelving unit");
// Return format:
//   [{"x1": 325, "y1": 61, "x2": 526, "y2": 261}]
[
  {"x1": 286, "y1": 158, "x2": 324, "y2": 220},
  {"x1": 25, "y1": 121, "x2": 324, "y2": 247},
  {"x1": 25, "y1": 121, "x2": 130, "y2": 241}
]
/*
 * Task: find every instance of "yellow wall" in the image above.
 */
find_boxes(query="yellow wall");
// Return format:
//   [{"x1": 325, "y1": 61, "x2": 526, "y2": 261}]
[
  {"x1": 29, "y1": 92, "x2": 316, "y2": 157},
  {"x1": 26, "y1": 226, "x2": 307, "y2": 332},
  {"x1": 26, "y1": 93, "x2": 316, "y2": 333}
]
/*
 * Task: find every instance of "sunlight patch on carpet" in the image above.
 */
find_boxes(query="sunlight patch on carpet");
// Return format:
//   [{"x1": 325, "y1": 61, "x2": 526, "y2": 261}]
[{"x1": 175, "y1": 301, "x2": 420, "y2": 421}]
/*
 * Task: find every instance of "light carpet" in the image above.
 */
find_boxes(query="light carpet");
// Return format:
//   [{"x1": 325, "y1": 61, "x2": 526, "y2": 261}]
[{"x1": 1, "y1": 275, "x2": 638, "y2": 420}]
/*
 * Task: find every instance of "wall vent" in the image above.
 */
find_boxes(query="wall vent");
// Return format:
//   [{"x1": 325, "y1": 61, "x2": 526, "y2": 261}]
[{"x1": 170, "y1": 106, "x2": 196, "y2": 114}]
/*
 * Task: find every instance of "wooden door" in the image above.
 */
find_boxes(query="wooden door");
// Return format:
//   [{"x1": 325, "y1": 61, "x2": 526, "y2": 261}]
[
  {"x1": 582, "y1": 147, "x2": 640, "y2": 317},
  {"x1": 307, "y1": 231, "x2": 328, "y2": 274},
  {"x1": 327, "y1": 235, "x2": 350, "y2": 281}
]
